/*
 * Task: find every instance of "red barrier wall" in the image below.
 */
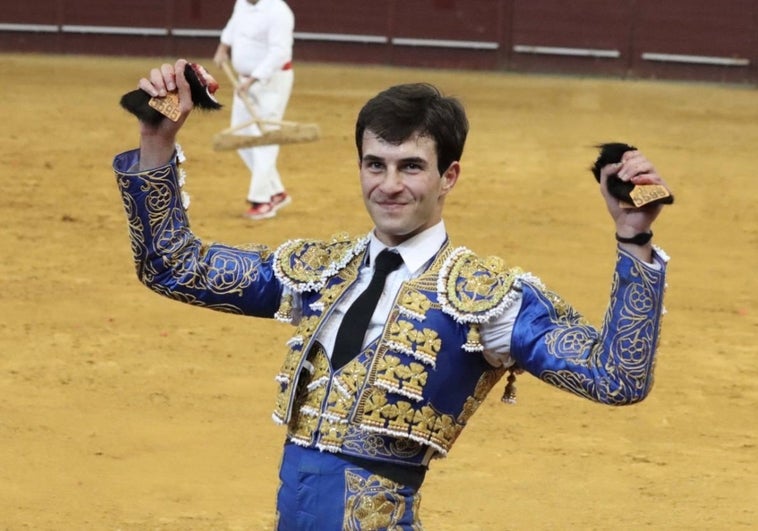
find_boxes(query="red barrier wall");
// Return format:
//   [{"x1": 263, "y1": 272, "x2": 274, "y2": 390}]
[{"x1": 1, "y1": 0, "x2": 755, "y2": 84}]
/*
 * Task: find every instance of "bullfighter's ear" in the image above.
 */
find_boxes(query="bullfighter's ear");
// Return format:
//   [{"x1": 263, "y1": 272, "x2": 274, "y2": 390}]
[
  {"x1": 591, "y1": 143, "x2": 636, "y2": 183},
  {"x1": 184, "y1": 62, "x2": 222, "y2": 111},
  {"x1": 119, "y1": 62, "x2": 222, "y2": 125},
  {"x1": 591, "y1": 142, "x2": 674, "y2": 208}
]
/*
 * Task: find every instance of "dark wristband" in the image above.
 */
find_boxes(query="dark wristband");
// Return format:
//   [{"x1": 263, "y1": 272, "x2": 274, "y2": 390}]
[{"x1": 615, "y1": 231, "x2": 653, "y2": 245}]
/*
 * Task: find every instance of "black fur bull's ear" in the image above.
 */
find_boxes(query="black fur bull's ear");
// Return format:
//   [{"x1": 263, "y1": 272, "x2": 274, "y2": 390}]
[
  {"x1": 119, "y1": 63, "x2": 222, "y2": 125},
  {"x1": 591, "y1": 142, "x2": 674, "y2": 207}
]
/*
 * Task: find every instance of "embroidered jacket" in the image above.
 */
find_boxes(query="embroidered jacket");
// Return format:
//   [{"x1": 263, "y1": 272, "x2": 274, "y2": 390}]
[
  {"x1": 272, "y1": 238, "x2": 517, "y2": 465},
  {"x1": 113, "y1": 148, "x2": 668, "y2": 467}
]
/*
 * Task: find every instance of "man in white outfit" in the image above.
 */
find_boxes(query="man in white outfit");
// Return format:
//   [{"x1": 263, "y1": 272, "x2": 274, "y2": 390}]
[{"x1": 213, "y1": 0, "x2": 295, "y2": 220}]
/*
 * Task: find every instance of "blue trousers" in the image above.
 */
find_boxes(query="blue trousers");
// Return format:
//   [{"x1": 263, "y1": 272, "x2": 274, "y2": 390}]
[{"x1": 275, "y1": 442, "x2": 423, "y2": 530}]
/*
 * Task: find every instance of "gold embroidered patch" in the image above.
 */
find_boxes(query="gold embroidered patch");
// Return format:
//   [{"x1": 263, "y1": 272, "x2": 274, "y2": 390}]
[
  {"x1": 442, "y1": 249, "x2": 515, "y2": 315},
  {"x1": 412, "y1": 328, "x2": 442, "y2": 362},
  {"x1": 398, "y1": 289, "x2": 432, "y2": 319},
  {"x1": 275, "y1": 234, "x2": 366, "y2": 287},
  {"x1": 457, "y1": 369, "x2": 505, "y2": 424},
  {"x1": 275, "y1": 292, "x2": 293, "y2": 321},
  {"x1": 294, "y1": 315, "x2": 320, "y2": 339},
  {"x1": 343, "y1": 470, "x2": 406, "y2": 530},
  {"x1": 388, "y1": 321, "x2": 415, "y2": 350},
  {"x1": 375, "y1": 355, "x2": 429, "y2": 401}
]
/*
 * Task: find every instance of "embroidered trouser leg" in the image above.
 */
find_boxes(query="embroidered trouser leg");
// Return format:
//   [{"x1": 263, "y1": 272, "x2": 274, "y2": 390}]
[{"x1": 276, "y1": 442, "x2": 422, "y2": 530}]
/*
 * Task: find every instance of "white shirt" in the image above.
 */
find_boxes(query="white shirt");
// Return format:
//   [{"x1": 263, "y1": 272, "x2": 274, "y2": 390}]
[
  {"x1": 289, "y1": 221, "x2": 521, "y2": 369},
  {"x1": 220, "y1": 0, "x2": 294, "y2": 81}
]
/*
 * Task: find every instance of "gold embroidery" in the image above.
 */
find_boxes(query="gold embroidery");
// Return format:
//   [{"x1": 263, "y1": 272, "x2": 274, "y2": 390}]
[
  {"x1": 386, "y1": 320, "x2": 442, "y2": 367},
  {"x1": 386, "y1": 400, "x2": 416, "y2": 434},
  {"x1": 340, "y1": 426, "x2": 426, "y2": 461},
  {"x1": 526, "y1": 254, "x2": 664, "y2": 403},
  {"x1": 388, "y1": 321, "x2": 415, "y2": 350},
  {"x1": 464, "y1": 324, "x2": 482, "y2": 352},
  {"x1": 457, "y1": 369, "x2": 505, "y2": 424},
  {"x1": 288, "y1": 345, "x2": 331, "y2": 444},
  {"x1": 116, "y1": 168, "x2": 276, "y2": 314},
  {"x1": 237, "y1": 242, "x2": 273, "y2": 259},
  {"x1": 440, "y1": 248, "x2": 517, "y2": 317},
  {"x1": 300, "y1": 384, "x2": 328, "y2": 412},
  {"x1": 319, "y1": 416, "x2": 351, "y2": 449},
  {"x1": 376, "y1": 355, "x2": 404, "y2": 388},
  {"x1": 343, "y1": 470, "x2": 407, "y2": 531},
  {"x1": 273, "y1": 391, "x2": 288, "y2": 422},
  {"x1": 335, "y1": 361, "x2": 369, "y2": 399},
  {"x1": 320, "y1": 282, "x2": 346, "y2": 306},
  {"x1": 411, "y1": 328, "x2": 442, "y2": 362},
  {"x1": 411, "y1": 493, "x2": 423, "y2": 530},
  {"x1": 376, "y1": 356, "x2": 429, "y2": 401},
  {"x1": 410, "y1": 405, "x2": 439, "y2": 442},
  {"x1": 313, "y1": 360, "x2": 367, "y2": 446},
  {"x1": 288, "y1": 411, "x2": 319, "y2": 445},
  {"x1": 275, "y1": 292, "x2": 293, "y2": 321},
  {"x1": 448, "y1": 253, "x2": 510, "y2": 312},
  {"x1": 294, "y1": 315, "x2": 320, "y2": 339},
  {"x1": 276, "y1": 240, "x2": 328, "y2": 281},
  {"x1": 395, "y1": 362, "x2": 428, "y2": 399},
  {"x1": 398, "y1": 289, "x2": 432, "y2": 319},
  {"x1": 274, "y1": 246, "x2": 368, "y2": 423},
  {"x1": 358, "y1": 387, "x2": 465, "y2": 454},
  {"x1": 343, "y1": 426, "x2": 394, "y2": 459},
  {"x1": 361, "y1": 388, "x2": 390, "y2": 428},
  {"x1": 267, "y1": 236, "x2": 529, "y2": 459},
  {"x1": 310, "y1": 347, "x2": 331, "y2": 380},
  {"x1": 275, "y1": 234, "x2": 366, "y2": 288},
  {"x1": 430, "y1": 415, "x2": 458, "y2": 450}
]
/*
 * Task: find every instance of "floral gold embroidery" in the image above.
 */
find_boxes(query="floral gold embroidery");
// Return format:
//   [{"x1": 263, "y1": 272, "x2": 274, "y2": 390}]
[
  {"x1": 438, "y1": 247, "x2": 520, "y2": 324},
  {"x1": 343, "y1": 471, "x2": 406, "y2": 530},
  {"x1": 520, "y1": 251, "x2": 666, "y2": 404},
  {"x1": 273, "y1": 234, "x2": 368, "y2": 292},
  {"x1": 411, "y1": 328, "x2": 442, "y2": 364},
  {"x1": 275, "y1": 292, "x2": 293, "y2": 322},
  {"x1": 294, "y1": 315, "x2": 320, "y2": 339},
  {"x1": 398, "y1": 289, "x2": 432, "y2": 321},
  {"x1": 361, "y1": 388, "x2": 390, "y2": 428}
]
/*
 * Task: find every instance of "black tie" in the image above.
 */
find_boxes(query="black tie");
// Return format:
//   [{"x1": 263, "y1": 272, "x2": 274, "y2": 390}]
[{"x1": 331, "y1": 249, "x2": 404, "y2": 370}]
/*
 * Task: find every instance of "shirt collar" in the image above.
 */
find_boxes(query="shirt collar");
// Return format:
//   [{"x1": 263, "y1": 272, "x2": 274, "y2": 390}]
[{"x1": 367, "y1": 220, "x2": 447, "y2": 275}]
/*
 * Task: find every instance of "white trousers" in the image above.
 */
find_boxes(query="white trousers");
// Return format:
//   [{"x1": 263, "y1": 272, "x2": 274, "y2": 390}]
[{"x1": 231, "y1": 69, "x2": 294, "y2": 204}]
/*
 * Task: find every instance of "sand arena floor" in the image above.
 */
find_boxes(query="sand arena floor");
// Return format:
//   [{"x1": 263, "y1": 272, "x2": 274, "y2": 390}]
[{"x1": 0, "y1": 53, "x2": 756, "y2": 530}]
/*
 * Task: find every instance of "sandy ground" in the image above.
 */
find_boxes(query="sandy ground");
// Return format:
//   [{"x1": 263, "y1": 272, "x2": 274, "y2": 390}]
[{"x1": 0, "y1": 53, "x2": 756, "y2": 530}]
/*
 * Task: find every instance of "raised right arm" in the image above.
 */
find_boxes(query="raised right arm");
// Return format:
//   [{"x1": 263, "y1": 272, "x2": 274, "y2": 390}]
[
  {"x1": 113, "y1": 149, "x2": 283, "y2": 317},
  {"x1": 113, "y1": 60, "x2": 283, "y2": 317}
]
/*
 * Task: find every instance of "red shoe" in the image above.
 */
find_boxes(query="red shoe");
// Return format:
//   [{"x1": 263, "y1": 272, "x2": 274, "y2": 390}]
[
  {"x1": 243, "y1": 201, "x2": 276, "y2": 220},
  {"x1": 271, "y1": 192, "x2": 292, "y2": 212}
]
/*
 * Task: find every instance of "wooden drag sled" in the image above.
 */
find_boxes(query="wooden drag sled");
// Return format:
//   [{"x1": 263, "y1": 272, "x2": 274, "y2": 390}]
[{"x1": 213, "y1": 61, "x2": 321, "y2": 151}]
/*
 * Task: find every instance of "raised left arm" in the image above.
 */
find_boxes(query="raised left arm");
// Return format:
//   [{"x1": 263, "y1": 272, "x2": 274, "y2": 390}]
[{"x1": 509, "y1": 247, "x2": 668, "y2": 405}]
